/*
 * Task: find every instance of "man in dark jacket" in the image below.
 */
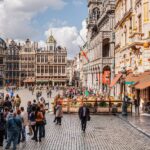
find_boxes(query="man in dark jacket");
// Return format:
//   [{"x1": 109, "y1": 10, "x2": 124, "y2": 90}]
[
  {"x1": 0, "y1": 111, "x2": 5, "y2": 146},
  {"x1": 78, "y1": 103, "x2": 90, "y2": 132}
]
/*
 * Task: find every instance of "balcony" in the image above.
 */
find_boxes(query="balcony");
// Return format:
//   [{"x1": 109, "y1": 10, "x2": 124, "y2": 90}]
[{"x1": 102, "y1": 58, "x2": 112, "y2": 64}]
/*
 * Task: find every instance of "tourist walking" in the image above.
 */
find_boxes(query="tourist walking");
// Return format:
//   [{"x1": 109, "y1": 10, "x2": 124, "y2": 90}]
[
  {"x1": 0, "y1": 110, "x2": 5, "y2": 147},
  {"x1": 78, "y1": 103, "x2": 90, "y2": 132},
  {"x1": 29, "y1": 106, "x2": 36, "y2": 140},
  {"x1": 40, "y1": 104, "x2": 46, "y2": 138},
  {"x1": 55, "y1": 102, "x2": 63, "y2": 125},
  {"x1": 20, "y1": 107, "x2": 29, "y2": 142},
  {"x1": 5, "y1": 109, "x2": 22, "y2": 150},
  {"x1": 35, "y1": 107, "x2": 44, "y2": 142},
  {"x1": 15, "y1": 94, "x2": 21, "y2": 109}
]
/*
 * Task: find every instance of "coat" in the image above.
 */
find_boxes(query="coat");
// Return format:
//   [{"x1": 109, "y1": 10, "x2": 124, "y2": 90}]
[
  {"x1": 78, "y1": 106, "x2": 90, "y2": 120},
  {"x1": 55, "y1": 105, "x2": 63, "y2": 117}
]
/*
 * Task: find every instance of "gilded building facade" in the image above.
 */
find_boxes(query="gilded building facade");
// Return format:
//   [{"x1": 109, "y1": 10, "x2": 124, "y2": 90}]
[
  {"x1": 83, "y1": 0, "x2": 115, "y2": 93},
  {"x1": 19, "y1": 39, "x2": 37, "y2": 86},
  {"x1": 114, "y1": 0, "x2": 150, "y2": 113},
  {"x1": 5, "y1": 40, "x2": 20, "y2": 86},
  {"x1": 0, "y1": 38, "x2": 6, "y2": 87},
  {"x1": 36, "y1": 35, "x2": 67, "y2": 86}
]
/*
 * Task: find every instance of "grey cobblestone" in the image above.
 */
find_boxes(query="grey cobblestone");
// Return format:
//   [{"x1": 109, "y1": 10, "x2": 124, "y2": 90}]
[{"x1": 17, "y1": 115, "x2": 150, "y2": 150}]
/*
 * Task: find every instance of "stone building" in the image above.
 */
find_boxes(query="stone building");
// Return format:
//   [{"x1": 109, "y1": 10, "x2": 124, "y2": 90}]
[
  {"x1": 36, "y1": 35, "x2": 67, "y2": 86},
  {"x1": 19, "y1": 39, "x2": 37, "y2": 87},
  {"x1": 0, "y1": 38, "x2": 6, "y2": 87},
  {"x1": 83, "y1": 0, "x2": 115, "y2": 93},
  {"x1": 5, "y1": 40, "x2": 20, "y2": 86},
  {"x1": 113, "y1": 0, "x2": 150, "y2": 113}
]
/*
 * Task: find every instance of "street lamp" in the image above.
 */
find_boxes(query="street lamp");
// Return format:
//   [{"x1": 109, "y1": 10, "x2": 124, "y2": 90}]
[{"x1": 121, "y1": 67, "x2": 128, "y2": 116}]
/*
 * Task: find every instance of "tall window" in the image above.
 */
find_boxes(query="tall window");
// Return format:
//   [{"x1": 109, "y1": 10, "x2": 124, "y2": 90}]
[
  {"x1": 62, "y1": 56, "x2": 65, "y2": 63},
  {"x1": 37, "y1": 66, "x2": 40, "y2": 73},
  {"x1": 49, "y1": 66, "x2": 53, "y2": 74},
  {"x1": 45, "y1": 55, "x2": 48, "y2": 63},
  {"x1": 45, "y1": 66, "x2": 48, "y2": 73},
  {"x1": 41, "y1": 66, "x2": 44, "y2": 74},
  {"x1": 144, "y1": 0, "x2": 149, "y2": 22},
  {"x1": 37, "y1": 55, "x2": 40, "y2": 62},
  {"x1": 41, "y1": 55, "x2": 44, "y2": 63},
  {"x1": 58, "y1": 66, "x2": 61, "y2": 74},
  {"x1": 54, "y1": 66, "x2": 57, "y2": 73},
  {"x1": 58, "y1": 56, "x2": 61, "y2": 63},
  {"x1": 54, "y1": 56, "x2": 57, "y2": 63},
  {"x1": 138, "y1": 15, "x2": 142, "y2": 32},
  {"x1": 50, "y1": 46, "x2": 53, "y2": 50},
  {"x1": 62, "y1": 66, "x2": 65, "y2": 74}
]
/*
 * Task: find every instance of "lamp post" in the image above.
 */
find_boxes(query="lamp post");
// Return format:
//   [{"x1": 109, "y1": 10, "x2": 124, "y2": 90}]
[{"x1": 121, "y1": 67, "x2": 127, "y2": 116}]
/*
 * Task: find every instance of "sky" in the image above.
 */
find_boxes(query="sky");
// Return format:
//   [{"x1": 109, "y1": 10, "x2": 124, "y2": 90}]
[{"x1": 0, "y1": 0, "x2": 88, "y2": 58}]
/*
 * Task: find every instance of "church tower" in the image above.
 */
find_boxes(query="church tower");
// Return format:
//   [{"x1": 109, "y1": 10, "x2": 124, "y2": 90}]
[
  {"x1": 87, "y1": 0, "x2": 102, "y2": 40},
  {"x1": 46, "y1": 33, "x2": 56, "y2": 51}
]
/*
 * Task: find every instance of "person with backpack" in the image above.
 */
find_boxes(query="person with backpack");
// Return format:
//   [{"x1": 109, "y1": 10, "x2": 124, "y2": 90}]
[
  {"x1": 35, "y1": 107, "x2": 44, "y2": 142},
  {"x1": 5, "y1": 109, "x2": 22, "y2": 150},
  {"x1": 0, "y1": 110, "x2": 5, "y2": 146},
  {"x1": 29, "y1": 106, "x2": 36, "y2": 140}
]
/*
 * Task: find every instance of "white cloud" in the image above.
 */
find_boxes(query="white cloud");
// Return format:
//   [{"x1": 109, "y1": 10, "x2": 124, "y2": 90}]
[
  {"x1": 45, "y1": 20, "x2": 87, "y2": 58},
  {"x1": 0, "y1": 0, "x2": 66, "y2": 39}
]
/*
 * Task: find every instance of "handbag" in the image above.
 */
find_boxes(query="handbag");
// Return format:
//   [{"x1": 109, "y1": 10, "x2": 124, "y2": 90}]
[{"x1": 87, "y1": 116, "x2": 91, "y2": 121}]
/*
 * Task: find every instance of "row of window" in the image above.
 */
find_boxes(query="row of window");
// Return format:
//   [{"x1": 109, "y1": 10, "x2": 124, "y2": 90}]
[
  {"x1": 37, "y1": 55, "x2": 66, "y2": 63},
  {"x1": 21, "y1": 57, "x2": 35, "y2": 61},
  {"x1": 37, "y1": 66, "x2": 66, "y2": 74},
  {"x1": 21, "y1": 64, "x2": 34, "y2": 69}
]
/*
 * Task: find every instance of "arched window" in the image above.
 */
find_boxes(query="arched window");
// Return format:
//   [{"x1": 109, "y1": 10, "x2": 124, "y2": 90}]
[{"x1": 92, "y1": 7, "x2": 100, "y2": 20}]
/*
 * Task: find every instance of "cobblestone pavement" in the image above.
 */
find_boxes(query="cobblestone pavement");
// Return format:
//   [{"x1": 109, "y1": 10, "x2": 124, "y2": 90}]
[
  {"x1": 119, "y1": 114, "x2": 150, "y2": 137},
  {"x1": 16, "y1": 115, "x2": 150, "y2": 150}
]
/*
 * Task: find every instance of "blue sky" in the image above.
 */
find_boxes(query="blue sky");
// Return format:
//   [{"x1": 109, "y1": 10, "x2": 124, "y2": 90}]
[
  {"x1": 0, "y1": 0, "x2": 88, "y2": 58},
  {"x1": 31, "y1": 0, "x2": 87, "y2": 41}
]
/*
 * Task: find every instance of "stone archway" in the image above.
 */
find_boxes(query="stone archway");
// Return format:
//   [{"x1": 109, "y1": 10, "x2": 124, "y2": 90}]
[{"x1": 102, "y1": 66, "x2": 111, "y2": 93}]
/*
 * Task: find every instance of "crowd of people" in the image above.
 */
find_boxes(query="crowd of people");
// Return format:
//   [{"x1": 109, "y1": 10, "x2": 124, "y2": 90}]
[{"x1": 0, "y1": 91, "x2": 47, "y2": 150}]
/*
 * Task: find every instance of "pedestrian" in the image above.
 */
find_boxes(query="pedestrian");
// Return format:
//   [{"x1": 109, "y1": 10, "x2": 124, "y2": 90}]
[
  {"x1": 5, "y1": 109, "x2": 22, "y2": 150},
  {"x1": 0, "y1": 110, "x2": 5, "y2": 147},
  {"x1": 20, "y1": 107, "x2": 29, "y2": 141},
  {"x1": 55, "y1": 101, "x2": 63, "y2": 125},
  {"x1": 35, "y1": 107, "x2": 44, "y2": 142},
  {"x1": 29, "y1": 106, "x2": 36, "y2": 140},
  {"x1": 40, "y1": 104, "x2": 46, "y2": 138},
  {"x1": 15, "y1": 94, "x2": 21, "y2": 109},
  {"x1": 49, "y1": 89, "x2": 52, "y2": 98},
  {"x1": 3, "y1": 95, "x2": 12, "y2": 110},
  {"x1": 78, "y1": 103, "x2": 90, "y2": 132}
]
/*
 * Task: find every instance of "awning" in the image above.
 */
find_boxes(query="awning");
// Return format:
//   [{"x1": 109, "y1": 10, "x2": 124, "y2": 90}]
[
  {"x1": 135, "y1": 72, "x2": 150, "y2": 89},
  {"x1": 36, "y1": 80, "x2": 49, "y2": 83},
  {"x1": 110, "y1": 73, "x2": 122, "y2": 88},
  {"x1": 125, "y1": 73, "x2": 140, "y2": 85},
  {"x1": 23, "y1": 79, "x2": 35, "y2": 83}
]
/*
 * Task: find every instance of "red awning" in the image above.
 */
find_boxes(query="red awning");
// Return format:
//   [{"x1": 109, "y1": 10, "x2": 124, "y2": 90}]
[{"x1": 110, "y1": 73, "x2": 122, "y2": 88}]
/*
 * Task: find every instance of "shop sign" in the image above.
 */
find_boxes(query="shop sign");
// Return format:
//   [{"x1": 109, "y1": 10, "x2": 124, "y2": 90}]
[{"x1": 125, "y1": 81, "x2": 135, "y2": 85}]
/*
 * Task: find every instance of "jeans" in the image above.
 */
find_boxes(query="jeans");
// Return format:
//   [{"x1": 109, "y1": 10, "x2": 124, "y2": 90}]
[
  {"x1": 21, "y1": 126, "x2": 26, "y2": 140},
  {"x1": 81, "y1": 117, "x2": 87, "y2": 131},
  {"x1": 0, "y1": 130, "x2": 5, "y2": 146},
  {"x1": 31, "y1": 125, "x2": 36, "y2": 139},
  {"x1": 56, "y1": 117, "x2": 61, "y2": 125},
  {"x1": 35, "y1": 123, "x2": 42, "y2": 141},
  {"x1": 5, "y1": 130, "x2": 19, "y2": 150},
  {"x1": 41, "y1": 125, "x2": 45, "y2": 137}
]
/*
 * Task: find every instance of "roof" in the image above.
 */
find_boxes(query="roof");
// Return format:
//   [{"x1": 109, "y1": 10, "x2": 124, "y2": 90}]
[{"x1": 46, "y1": 35, "x2": 56, "y2": 43}]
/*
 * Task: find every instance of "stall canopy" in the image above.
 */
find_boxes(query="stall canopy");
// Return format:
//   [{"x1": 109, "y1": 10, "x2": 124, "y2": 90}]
[
  {"x1": 135, "y1": 72, "x2": 150, "y2": 89},
  {"x1": 110, "y1": 73, "x2": 122, "y2": 88},
  {"x1": 125, "y1": 73, "x2": 140, "y2": 85}
]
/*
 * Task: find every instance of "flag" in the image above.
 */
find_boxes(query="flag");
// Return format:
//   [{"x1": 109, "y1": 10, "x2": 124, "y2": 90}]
[{"x1": 79, "y1": 43, "x2": 89, "y2": 62}]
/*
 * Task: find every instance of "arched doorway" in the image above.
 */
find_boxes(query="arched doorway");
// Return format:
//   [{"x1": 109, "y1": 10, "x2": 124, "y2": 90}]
[{"x1": 102, "y1": 66, "x2": 111, "y2": 93}]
